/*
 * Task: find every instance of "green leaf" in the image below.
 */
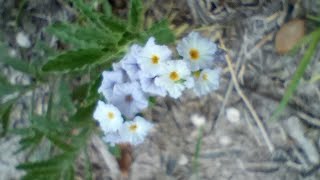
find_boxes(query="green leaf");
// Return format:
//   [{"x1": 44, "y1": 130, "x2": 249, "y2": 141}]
[
  {"x1": 17, "y1": 153, "x2": 73, "y2": 170},
  {"x1": 0, "y1": 101, "x2": 14, "y2": 136},
  {"x1": 144, "y1": 20, "x2": 175, "y2": 44},
  {"x1": 307, "y1": 14, "x2": 320, "y2": 23},
  {"x1": 84, "y1": 75, "x2": 101, "y2": 106},
  {"x1": 17, "y1": 132, "x2": 43, "y2": 153},
  {"x1": 74, "y1": 26, "x2": 121, "y2": 46},
  {"x1": 100, "y1": 15, "x2": 127, "y2": 33},
  {"x1": 46, "y1": 23, "x2": 99, "y2": 49},
  {"x1": 46, "y1": 134, "x2": 76, "y2": 152},
  {"x1": 128, "y1": 0, "x2": 143, "y2": 32},
  {"x1": 101, "y1": 0, "x2": 112, "y2": 17},
  {"x1": 70, "y1": 104, "x2": 96, "y2": 126},
  {"x1": 271, "y1": 29, "x2": 320, "y2": 121},
  {"x1": 73, "y1": 0, "x2": 108, "y2": 32},
  {"x1": 0, "y1": 78, "x2": 27, "y2": 98},
  {"x1": 42, "y1": 48, "x2": 105, "y2": 72}
]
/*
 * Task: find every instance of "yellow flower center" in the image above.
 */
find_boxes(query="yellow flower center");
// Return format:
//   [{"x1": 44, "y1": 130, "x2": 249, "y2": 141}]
[
  {"x1": 189, "y1": 48, "x2": 200, "y2": 60},
  {"x1": 169, "y1": 71, "x2": 180, "y2": 81},
  {"x1": 151, "y1": 55, "x2": 160, "y2": 64},
  {"x1": 202, "y1": 73, "x2": 208, "y2": 81},
  {"x1": 107, "y1": 112, "x2": 114, "y2": 120},
  {"x1": 129, "y1": 124, "x2": 138, "y2": 132}
]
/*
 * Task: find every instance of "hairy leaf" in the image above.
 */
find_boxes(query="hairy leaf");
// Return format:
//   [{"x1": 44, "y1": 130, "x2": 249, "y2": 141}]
[
  {"x1": 42, "y1": 48, "x2": 105, "y2": 72},
  {"x1": 46, "y1": 23, "x2": 99, "y2": 49},
  {"x1": 128, "y1": 0, "x2": 143, "y2": 32}
]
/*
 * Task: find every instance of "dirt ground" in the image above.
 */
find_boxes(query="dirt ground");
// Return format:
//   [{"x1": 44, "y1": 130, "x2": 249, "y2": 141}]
[{"x1": 0, "y1": 0, "x2": 320, "y2": 180}]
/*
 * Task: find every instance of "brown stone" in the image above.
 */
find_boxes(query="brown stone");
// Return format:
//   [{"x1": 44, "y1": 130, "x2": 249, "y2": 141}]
[{"x1": 275, "y1": 19, "x2": 305, "y2": 54}]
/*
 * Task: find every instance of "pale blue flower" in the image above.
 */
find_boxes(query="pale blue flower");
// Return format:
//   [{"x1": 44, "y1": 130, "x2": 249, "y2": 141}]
[
  {"x1": 93, "y1": 101, "x2": 123, "y2": 133},
  {"x1": 155, "y1": 60, "x2": 194, "y2": 99},
  {"x1": 111, "y1": 81, "x2": 148, "y2": 118},
  {"x1": 98, "y1": 70, "x2": 125, "y2": 102},
  {"x1": 137, "y1": 37, "x2": 172, "y2": 76},
  {"x1": 177, "y1": 32, "x2": 217, "y2": 71},
  {"x1": 139, "y1": 73, "x2": 167, "y2": 97},
  {"x1": 193, "y1": 68, "x2": 220, "y2": 96},
  {"x1": 119, "y1": 116, "x2": 153, "y2": 146},
  {"x1": 121, "y1": 44, "x2": 143, "y2": 81}
]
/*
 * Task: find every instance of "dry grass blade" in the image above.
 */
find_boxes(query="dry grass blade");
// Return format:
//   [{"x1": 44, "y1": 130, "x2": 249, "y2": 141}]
[{"x1": 218, "y1": 35, "x2": 275, "y2": 153}]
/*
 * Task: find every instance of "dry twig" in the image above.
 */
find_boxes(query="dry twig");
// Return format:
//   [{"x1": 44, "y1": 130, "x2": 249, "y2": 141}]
[{"x1": 218, "y1": 35, "x2": 275, "y2": 153}]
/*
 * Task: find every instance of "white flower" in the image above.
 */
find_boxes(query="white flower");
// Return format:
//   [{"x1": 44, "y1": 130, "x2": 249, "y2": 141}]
[
  {"x1": 193, "y1": 68, "x2": 220, "y2": 96},
  {"x1": 121, "y1": 44, "x2": 143, "y2": 81},
  {"x1": 155, "y1": 60, "x2": 194, "y2": 99},
  {"x1": 98, "y1": 70, "x2": 125, "y2": 102},
  {"x1": 177, "y1": 32, "x2": 217, "y2": 71},
  {"x1": 137, "y1": 37, "x2": 172, "y2": 76},
  {"x1": 119, "y1": 116, "x2": 153, "y2": 145},
  {"x1": 93, "y1": 101, "x2": 123, "y2": 133},
  {"x1": 139, "y1": 73, "x2": 167, "y2": 97},
  {"x1": 111, "y1": 81, "x2": 148, "y2": 118}
]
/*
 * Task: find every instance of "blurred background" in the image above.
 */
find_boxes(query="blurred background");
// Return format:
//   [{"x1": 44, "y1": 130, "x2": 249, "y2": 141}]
[{"x1": 0, "y1": 0, "x2": 320, "y2": 179}]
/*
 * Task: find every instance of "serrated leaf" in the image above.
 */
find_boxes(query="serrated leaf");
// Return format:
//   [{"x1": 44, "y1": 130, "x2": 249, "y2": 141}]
[
  {"x1": 74, "y1": 26, "x2": 120, "y2": 46},
  {"x1": 145, "y1": 20, "x2": 175, "y2": 44},
  {"x1": 46, "y1": 23, "x2": 99, "y2": 49},
  {"x1": 42, "y1": 48, "x2": 105, "y2": 72},
  {"x1": 17, "y1": 153, "x2": 73, "y2": 171},
  {"x1": 128, "y1": 0, "x2": 143, "y2": 32},
  {"x1": 22, "y1": 170, "x2": 60, "y2": 180},
  {"x1": 46, "y1": 134, "x2": 76, "y2": 152},
  {"x1": 73, "y1": 0, "x2": 109, "y2": 32},
  {"x1": 17, "y1": 133, "x2": 43, "y2": 153}
]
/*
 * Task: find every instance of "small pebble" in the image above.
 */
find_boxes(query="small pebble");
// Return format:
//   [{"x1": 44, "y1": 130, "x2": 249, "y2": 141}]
[
  {"x1": 177, "y1": 154, "x2": 188, "y2": 166},
  {"x1": 226, "y1": 107, "x2": 240, "y2": 124},
  {"x1": 190, "y1": 114, "x2": 206, "y2": 127},
  {"x1": 219, "y1": 135, "x2": 232, "y2": 146},
  {"x1": 275, "y1": 19, "x2": 305, "y2": 54},
  {"x1": 16, "y1": 32, "x2": 31, "y2": 48}
]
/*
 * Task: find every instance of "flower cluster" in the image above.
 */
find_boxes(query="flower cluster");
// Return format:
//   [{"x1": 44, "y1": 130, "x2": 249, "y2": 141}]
[{"x1": 93, "y1": 32, "x2": 221, "y2": 146}]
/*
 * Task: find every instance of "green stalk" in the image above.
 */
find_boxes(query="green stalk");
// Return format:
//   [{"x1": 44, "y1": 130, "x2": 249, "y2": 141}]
[{"x1": 271, "y1": 28, "x2": 320, "y2": 121}]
